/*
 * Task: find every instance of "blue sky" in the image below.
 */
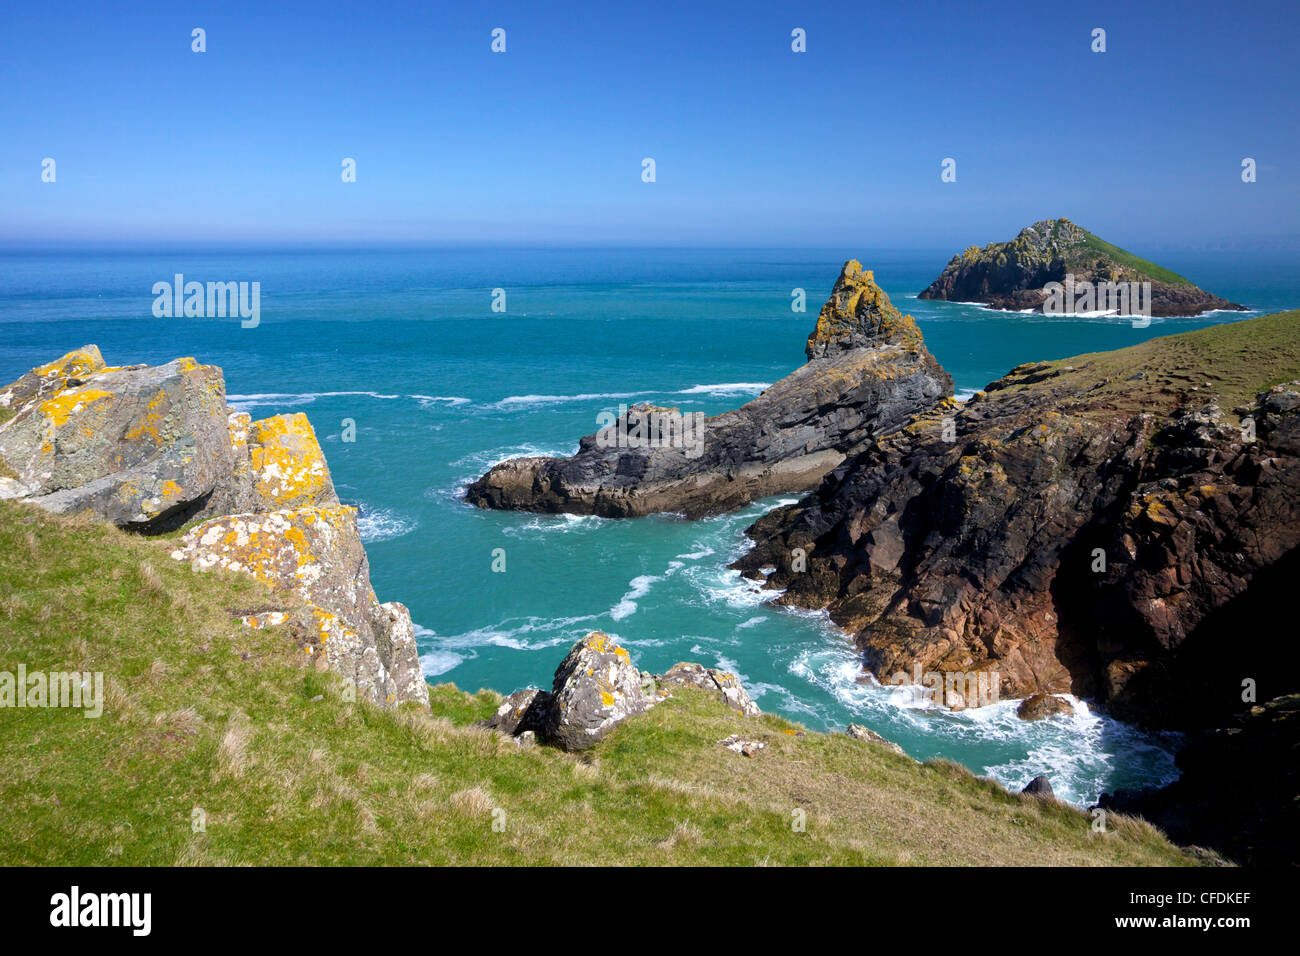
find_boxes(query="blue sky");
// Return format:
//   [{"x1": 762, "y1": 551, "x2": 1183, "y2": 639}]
[{"x1": 2, "y1": 0, "x2": 1296, "y2": 247}]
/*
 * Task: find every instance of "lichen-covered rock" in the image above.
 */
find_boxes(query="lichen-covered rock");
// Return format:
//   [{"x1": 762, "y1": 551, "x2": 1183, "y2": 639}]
[
  {"x1": 0, "y1": 354, "x2": 238, "y2": 529},
  {"x1": 0, "y1": 345, "x2": 106, "y2": 411},
  {"x1": 1016, "y1": 694, "x2": 1075, "y2": 721},
  {"x1": 845, "y1": 723, "x2": 906, "y2": 756},
  {"x1": 466, "y1": 261, "x2": 951, "y2": 517},
  {"x1": 244, "y1": 413, "x2": 338, "y2": 510},
  {"x1": 656, "y1": 661, "x2": 760, "y2": 717},
  {"x1": 169, "y1": 505, "x2": 427, "y2": 709},
  {"x1": 544, "y1": 632, "x2": 655, "y2": 750},
  {"x1": 475, "y1": 688, "x2": 551, "y2": 736}
]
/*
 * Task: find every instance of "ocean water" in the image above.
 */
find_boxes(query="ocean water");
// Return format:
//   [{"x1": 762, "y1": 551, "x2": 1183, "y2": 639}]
[{"x1": 4, "y1": 245, "x2": 1297, "y2": 805}]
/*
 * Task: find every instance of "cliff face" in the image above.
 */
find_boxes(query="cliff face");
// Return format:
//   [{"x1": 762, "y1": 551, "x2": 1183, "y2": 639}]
[
  {"x1": 466, "y1": 261, "x2": 953, "y2": 518},
  {"x1": 0, "y1": 347, "x2": 427, "y2": 710},
  {"x1": 1099, "y1": 694, "x2": 1299, "y2": 866},
  {"x1": 918, "y1": 218, "x2": 1246, "y2": 318},
  {"x1": 733, "y1": 311, "x2": 1300, "y2": 728}
]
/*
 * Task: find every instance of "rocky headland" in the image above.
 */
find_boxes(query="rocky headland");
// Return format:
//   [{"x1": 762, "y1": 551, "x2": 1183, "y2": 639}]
[
  {"x1": 918, "y1": 218, "x2": 1247, "y2": 318},
  {"x1": 466, "y1": 261, "x2": 953, "y2": 517},
  {"x1": 733, "y1": 309, "x2": 1300, "y2": 730},
  {"x1": 0, "y1": 346, "x2": 427, "y2": 709}
]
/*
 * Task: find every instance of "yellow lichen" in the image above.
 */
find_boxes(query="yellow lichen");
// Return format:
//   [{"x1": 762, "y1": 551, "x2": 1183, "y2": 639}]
[{"x1": 39, "y1": 388, "x2": 113, "y2": 427}]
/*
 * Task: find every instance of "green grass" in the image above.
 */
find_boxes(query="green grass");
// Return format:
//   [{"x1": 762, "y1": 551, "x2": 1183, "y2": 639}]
[
  {"x1": 0, "y1": 499, "x2": 1208, "y2": 866},
  {"x1": 1021, "y1": 308, "x2": 1300, "y2": 419},
  {"x1": 1077, "y1": 229, "x2": 1194, "y2": 286}
]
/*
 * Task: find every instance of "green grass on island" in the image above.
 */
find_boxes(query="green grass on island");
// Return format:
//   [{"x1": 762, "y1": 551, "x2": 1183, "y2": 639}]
[
  {"x1": 0, "y1": 499, "x2": 1207, "y2": 866},
  {"x1": 1076, "y1": 228, "x2": 1194, "y2": 287}
]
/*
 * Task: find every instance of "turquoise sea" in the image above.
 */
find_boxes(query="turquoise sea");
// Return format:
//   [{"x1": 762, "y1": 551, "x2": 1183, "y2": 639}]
[{"x1": 4, "y1": 245, "x2": 1297, "y2": 805}]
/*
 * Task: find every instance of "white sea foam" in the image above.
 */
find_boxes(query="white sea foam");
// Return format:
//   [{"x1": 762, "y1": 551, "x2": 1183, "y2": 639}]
[
  {"x1": 436, "y1": 615, "x2": 602, "y2": 652},
  {"x1": 487, "y1": 382, "x2": 771, "y2": 411},
  {"x1": 674, "y1": 382, "x2": 770, "y2": 396},
  {"x1": 225, "y1": 390, "x2": 400, "y2": 411},
  {"x1": 610, "y1": 574, "x2": 663, "y2": 621},
  {"x1": 491, "y1": 390, "x2": 656, "y2": 409},
  {"x1": 355, "y1": 506, "x2": 417, "y2": 543},
  {"x1": 410, "y1": 394, "x2": 471, "y2": 407},
  {"x1": 501, "y1": 512, "x2": 609, "y2": 537},
  {"x1": 420, "y1": 649, "x2": 465, "y2": 678}
]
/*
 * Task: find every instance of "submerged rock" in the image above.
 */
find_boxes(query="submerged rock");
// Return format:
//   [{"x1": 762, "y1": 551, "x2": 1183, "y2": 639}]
[{"x1": 466, "y1": 261, "x2": 952, "y2": 517}]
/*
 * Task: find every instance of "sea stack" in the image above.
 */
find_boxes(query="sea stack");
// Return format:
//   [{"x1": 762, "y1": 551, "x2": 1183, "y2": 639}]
[{"x1": 466, "y1": 261, "x2": 953, "y2": 518}]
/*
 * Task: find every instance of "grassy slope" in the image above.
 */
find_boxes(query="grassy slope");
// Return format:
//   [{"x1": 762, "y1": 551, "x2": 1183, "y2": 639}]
[
  {"x1": 1021, "y1": 308, "x2": 1300, "y2": 419},
  {"x1": 1076, "y1": 229, "x2": 1194, "y2": 287},
  {"x1": 0, "y1": 501, "x2": 1202, "y2": 866}
]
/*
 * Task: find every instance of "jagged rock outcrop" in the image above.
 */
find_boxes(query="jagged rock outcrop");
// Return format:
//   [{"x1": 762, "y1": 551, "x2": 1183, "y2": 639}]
[
  {"x1": 0, "y1": 350, "x2": 240, "y2": 527},
  {"x1": 481, "y1": 634, "x2": 764, "y2": 750},
  {"x1": 544, "y1": 632, "x2": 655, "y2": 750},
  {"x1": 656, "y1": 662, "x2": 760, "y2": 717},
  {"x1": 466, "y1": 262, "x2": 952, "y2": 517},
  {"x1": 1100, "y1": 694, "x2": 1299, "y2": 866},
  {"x1": 477, "y1": 688, "x2": 551, "y2": 736},
  {"x1": 918, "y1": 218, "x2": 1246, "y2": 317},
  {"x1": 734, "y1": 310, "x2": 1300, "y2": 728},
  {"x1": 0, "y1": 347, "x2": 427, "y2": 711}
]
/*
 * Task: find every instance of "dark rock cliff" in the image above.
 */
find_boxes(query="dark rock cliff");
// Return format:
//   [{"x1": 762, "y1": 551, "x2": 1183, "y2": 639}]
[{"x1": 733, "y1": 310, "x2": 1300, "y2": 729}]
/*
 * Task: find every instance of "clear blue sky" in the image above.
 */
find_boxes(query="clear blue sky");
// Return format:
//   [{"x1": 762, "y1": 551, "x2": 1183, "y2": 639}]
[{"x1": 2, "y1": 0, "x2": 1296, "y2": 247}]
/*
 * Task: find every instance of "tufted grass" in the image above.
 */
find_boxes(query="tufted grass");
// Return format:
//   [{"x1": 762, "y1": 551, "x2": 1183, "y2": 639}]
[{"x1": 0, "y1": 498, "x2": 1209, "y2": 866}]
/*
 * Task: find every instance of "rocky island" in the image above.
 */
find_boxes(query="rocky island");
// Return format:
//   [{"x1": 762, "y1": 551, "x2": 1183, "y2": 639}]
[
  {"x1": 466, "y1": 261, "x2": 953, "y2": 517},
  {"x1": 918, "y1": 218, "x2": 1247, "y2": 317}
]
